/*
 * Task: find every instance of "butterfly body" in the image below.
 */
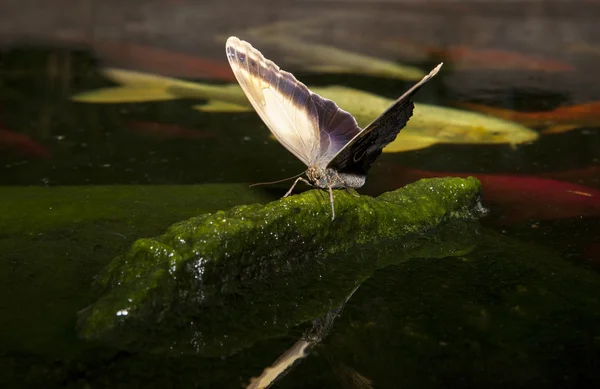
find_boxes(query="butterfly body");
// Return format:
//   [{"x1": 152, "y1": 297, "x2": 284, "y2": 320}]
[
  {"x1": 225, "y1": 36, "x2": 441, "y2": 219},
  {"x1": 306, "y1": 165, "x2": 366, "y2": 189}
]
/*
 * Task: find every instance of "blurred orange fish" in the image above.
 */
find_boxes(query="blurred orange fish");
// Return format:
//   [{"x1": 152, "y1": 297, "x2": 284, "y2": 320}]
[
  {"x1": 127, "y1": 121, "x2": 215, "y2": 140},
  {"x1": 0, "y1": 128, "x2": 50, "y2": 159},
  {"x1": 459, "y1": 101, "x2": 600, "y2": 134},
  {"x1": 375, "y1": 164, "x2": 600, "y2": 225}
]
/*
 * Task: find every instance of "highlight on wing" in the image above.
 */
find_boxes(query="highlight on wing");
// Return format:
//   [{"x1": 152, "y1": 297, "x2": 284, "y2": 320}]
[{"x1": 246, "y1": 285, "x2": 362, "y2": 389}]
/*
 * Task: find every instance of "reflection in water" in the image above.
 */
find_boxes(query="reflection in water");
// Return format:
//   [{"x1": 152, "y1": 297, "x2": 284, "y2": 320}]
[
  {"x1": 247, "y1": 339, "x2": 313, "y2": 389},
  {"x1": 247, "y1": 286, "x2": 366, "y2": 389}
]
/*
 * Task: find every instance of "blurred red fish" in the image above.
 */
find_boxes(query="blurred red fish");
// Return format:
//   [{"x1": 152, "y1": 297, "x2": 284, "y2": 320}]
[
  {"x1": 459, "y1": 101, "x2": 600, "y2": 134},
  {"x1": 582, "y1": 242, "x2": 600, "y2": 269},
  {"x1": 91, "y1": 40, "x2": 235, "y2": 81},
  {"x1": 54, "y1": 34, "x2": 235, "y2": 81},
  {"x1": 383, "y1": 37, "x2": 573, "y2": 72},
  {"x1": 428, "y1": 45, "x2": 573, "y2": 72},
  {"x1": 0, "y1": 128, "x2": 50, "y2": 159},
  {"x1": 376, "y1": 164, "x2": 600, "y2": 225},
  {"x1": 127, "y1": 121, "x2": 215, "y2": 140},
  {"x1": 540, "y1": 165, "x2": 600, "y2": 188}
]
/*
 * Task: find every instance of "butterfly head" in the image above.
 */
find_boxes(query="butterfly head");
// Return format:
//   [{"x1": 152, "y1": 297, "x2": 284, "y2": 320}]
[
  {"x1": 307, "y1": 165, "x2": 362, "y2": 189},
  {"x1": 306, "y1": 165, "x2": 329, "y2": 188}
]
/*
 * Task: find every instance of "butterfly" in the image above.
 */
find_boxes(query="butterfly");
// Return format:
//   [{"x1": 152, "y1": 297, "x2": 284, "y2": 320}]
[{"x1": 226, "y1": 36, "x2": 442, "y2": 219}]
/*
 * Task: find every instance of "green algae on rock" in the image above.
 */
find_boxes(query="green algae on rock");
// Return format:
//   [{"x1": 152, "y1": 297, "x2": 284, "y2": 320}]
[
  {"x1": 77, "y1": 177, "x2": 485, "y2": 356},
  {"x1": 0, "y1": 183, "x2": 271, "y2": 355}
]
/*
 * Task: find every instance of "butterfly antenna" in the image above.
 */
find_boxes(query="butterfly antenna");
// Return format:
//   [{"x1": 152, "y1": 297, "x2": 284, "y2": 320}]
[{"x1": 249, "y1": 171, "x2": 305, "y2": 187}]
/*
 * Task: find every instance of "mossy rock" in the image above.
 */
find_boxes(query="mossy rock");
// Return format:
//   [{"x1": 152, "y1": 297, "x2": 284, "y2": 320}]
[{"x1": 77, "y1": 177, "x2": 485, "y2": 356}]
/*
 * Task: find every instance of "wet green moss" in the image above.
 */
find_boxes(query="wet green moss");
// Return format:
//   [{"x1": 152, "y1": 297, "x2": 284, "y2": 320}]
[
  {"x1": 78, "y1": 177, "x2": 484, "y2": 356},
  {"x1": 0, "y1": 183, "x2": 271, "y2": 354}
]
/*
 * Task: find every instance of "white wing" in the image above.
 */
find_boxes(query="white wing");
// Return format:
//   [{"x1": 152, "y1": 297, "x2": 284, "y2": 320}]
[{"x1": 225, "y1": 36, "x2": 361, "y2": 167}]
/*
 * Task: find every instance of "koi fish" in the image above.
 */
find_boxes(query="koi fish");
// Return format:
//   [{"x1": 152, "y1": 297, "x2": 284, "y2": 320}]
[
  {"x1": 127, "y1": 121, "x2": 215, "y2": 140},
  {"x1": 582, "y1": 242, "x2": 600, "y2": 269},
  {"x1": 0, "y1": 128, "x2": 50, "y2": 159},
  {"x1": 71, "y1": 68, "x2": 539, "y2": 151},
  {"x1": 375, "y1": 164, "x2": 600, "y2": 225},
  {"x1": 380, "y1": 36, "x2": 573, "y2": 72},
  {"x1": 55, "y1": 35, "x2": 235, "y2": 81},
  {"x1": 565, "y1": 42, "x2": 600, "y2": 57},
  {"x1": 221, "y1": 23, "x2": 427, "y2": 81},
  {"x1": 459, "y1": 101, "x2": 600, "y2": 134},
  {"x1": 427, "y1": 45, "x2": 574, "y2": 72},
  {"x1": 539, "y1": 165, "x2": 600, "y2": 188}
]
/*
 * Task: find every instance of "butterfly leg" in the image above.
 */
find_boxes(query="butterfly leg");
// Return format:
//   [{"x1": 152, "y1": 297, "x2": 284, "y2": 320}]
[
  {"x1": 283, "y1": 177, "x2": 312, "y2": 198},
  {"x1": 328, "y1": 186, "x2": 335, "y2": 220}
]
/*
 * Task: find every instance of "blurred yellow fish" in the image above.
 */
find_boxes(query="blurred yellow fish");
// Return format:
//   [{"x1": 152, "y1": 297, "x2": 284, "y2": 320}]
[
  {"x1": 218, "y1": 20, "x2": 427, "y2": 81},
  {"x1": 72, "y1": 68, "x2": 539, "y2": 151},
  {"x1": 236, "y1": 34, "x2": 427, "y2": 81}
]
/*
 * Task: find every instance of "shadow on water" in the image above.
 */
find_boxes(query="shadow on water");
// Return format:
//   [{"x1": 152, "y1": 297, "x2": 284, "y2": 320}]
[{"x1": 1, "y1": 1, "x2": 600, "y2": 388}]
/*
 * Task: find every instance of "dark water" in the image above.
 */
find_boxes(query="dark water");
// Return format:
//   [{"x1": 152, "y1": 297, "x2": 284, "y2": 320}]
[{"x1": 1, "y1": 1, "x2": 600, "y2": 388}]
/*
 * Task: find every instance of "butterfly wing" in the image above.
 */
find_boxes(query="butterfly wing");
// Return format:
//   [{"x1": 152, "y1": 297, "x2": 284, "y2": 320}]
[
  {"x1": 226, "y1": 36, "x2": 361, "y2": 167},
  {"x1": 327, "y1": 63, "x2": 443, "y2": 174}
]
